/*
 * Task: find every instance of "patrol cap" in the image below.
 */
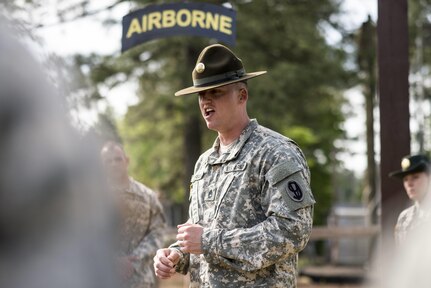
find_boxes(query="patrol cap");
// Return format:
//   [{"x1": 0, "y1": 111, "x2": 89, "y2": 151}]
[
  {"x1": 174, "y1": 44, "x2": 267, "y2": 96},
  {"x1": 389, "y1": 154, "x2": 430, "y2": 178}
]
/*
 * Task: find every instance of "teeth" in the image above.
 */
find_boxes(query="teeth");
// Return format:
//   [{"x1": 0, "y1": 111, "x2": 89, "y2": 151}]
[{"x1": 205, "y1": 108, "x2": 214, "y2": 112}]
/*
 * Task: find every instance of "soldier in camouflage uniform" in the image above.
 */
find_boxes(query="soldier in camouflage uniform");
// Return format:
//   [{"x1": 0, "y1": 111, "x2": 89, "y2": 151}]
[
  {"x1": 389, "y1": 154, "x2": 431, "y2": 246},
  {"x1": 101, "y1": 142, "x2": 166, "y2": 288},
  {"x1": 154, "y1": 44, "x2": 315, "y2": 287}
]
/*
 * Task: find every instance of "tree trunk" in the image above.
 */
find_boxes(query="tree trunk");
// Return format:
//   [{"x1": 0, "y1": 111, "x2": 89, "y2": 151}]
[
  {"x1": 181, "y1": 45, "x2": 202, "y2": 223},
  {"x1": 366, "y1": 65, "x2": 377, "y2": 224},
  {"x1": 358, "y1": 17, "x2": 378, "y2": 225},
  {"x1": 378, "y1": 0, "x2": 410, "y2": 248}
]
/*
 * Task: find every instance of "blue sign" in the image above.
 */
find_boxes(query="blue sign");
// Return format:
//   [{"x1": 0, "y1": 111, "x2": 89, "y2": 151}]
[{"x1": 121, "y1": 3, "x2": 237, "y2": 52}]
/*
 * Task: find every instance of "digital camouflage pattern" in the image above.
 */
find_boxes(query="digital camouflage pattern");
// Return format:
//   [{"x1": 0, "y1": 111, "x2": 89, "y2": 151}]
[
  {"x1": 172, "y1": 120, "x2": 315, "y2": 287},
  {"x1": 118, "y1": 178, "x2": 166, "y2": 288},
  {"x1": 395, "y1": 203, "x2": 431, "y2": 246}
]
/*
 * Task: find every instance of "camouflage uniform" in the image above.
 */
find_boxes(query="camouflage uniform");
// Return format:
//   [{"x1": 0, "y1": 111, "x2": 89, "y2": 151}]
[
  {"x1": 118, "y1": 178, "x2": 166, "y2": 288},
  {"x1": 395, "y1": 203, "x2": 431, "y2": 246},
  {"x1": 172, "y1": 120, "x2": 315, "y2": 287}
]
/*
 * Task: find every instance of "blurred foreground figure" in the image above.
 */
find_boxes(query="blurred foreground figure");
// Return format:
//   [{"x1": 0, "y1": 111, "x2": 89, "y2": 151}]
[
  {"x1": 0, "y1": 18, "x2": 119, "y2": 288},
  {"x1": 389, "y1": 154, "x2": 431, "y2": 246},
  {"x1": 101, "y1": 142, "x2": 166, "y2": 288}
]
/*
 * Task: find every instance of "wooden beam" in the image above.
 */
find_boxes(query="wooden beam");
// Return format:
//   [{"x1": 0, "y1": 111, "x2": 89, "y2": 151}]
[{"x1": 310, "y1": 225, "x2": 380, "y2": 240}]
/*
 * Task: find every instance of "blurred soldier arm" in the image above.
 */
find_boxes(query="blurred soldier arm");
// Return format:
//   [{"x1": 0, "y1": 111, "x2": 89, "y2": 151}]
[{"x1": 130, "y1": 192, "x2": 167, "y2": 264}]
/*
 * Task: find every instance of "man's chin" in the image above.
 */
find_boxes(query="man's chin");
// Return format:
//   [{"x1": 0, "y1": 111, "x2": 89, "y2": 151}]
[
  {"x1": 408, "y1": 193, "x2": 420, "y2": 202},
  {"x1": 205, "y1": 122, "x2": 218, "y2": 131}
]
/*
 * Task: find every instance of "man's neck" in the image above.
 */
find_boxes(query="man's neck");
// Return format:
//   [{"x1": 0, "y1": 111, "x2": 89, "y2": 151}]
[
  {"x1": 218, "y1": 117, "x2": 250, "y2": 146},
  {"x1": 109, "y1": 176, "x2": 130, "y2": 190}
]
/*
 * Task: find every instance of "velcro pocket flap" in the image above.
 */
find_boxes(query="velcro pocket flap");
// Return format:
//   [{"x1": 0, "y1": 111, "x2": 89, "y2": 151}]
[
  {"x1": 223, "y1": 162, "x2": 247, "y2": 173},
  {"x1": 266, "y1": 161, "x2": 302, "y2": 186}
]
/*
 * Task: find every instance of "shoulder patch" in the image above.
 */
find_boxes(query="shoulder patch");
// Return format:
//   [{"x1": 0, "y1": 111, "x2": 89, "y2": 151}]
[{"x1": 286, "y1": 180, "x2": 304, "y2": 202}]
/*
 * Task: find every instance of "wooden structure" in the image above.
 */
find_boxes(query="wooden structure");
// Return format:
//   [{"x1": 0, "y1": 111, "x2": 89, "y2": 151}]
[{"x1": 310, "y1": 225, "x2": 380, "y2": 240}]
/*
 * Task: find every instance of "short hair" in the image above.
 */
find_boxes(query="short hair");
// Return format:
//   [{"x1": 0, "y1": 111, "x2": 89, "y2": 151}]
[
  {"x1": 240, "y1": 80, "x2": 248, "y2": 86},
  {"x1": 101, "y1": 141, "x2": 126, "y2": 154}
]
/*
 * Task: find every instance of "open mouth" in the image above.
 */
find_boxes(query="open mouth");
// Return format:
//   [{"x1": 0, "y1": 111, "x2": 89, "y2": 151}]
[{"x1": 204, "y1": 107, "x2": 215, "y2": 117}]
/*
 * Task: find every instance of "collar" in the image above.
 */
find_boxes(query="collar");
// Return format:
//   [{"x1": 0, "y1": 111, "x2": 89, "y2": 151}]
[
  {"x1": 112, "y1": 177, "x2": 133, "y2": 193},
  {"x1": 207, "y1": 119, "x2": 258, "y2": 165}
]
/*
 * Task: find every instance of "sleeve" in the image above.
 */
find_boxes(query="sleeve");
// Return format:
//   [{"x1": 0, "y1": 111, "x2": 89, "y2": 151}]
[
  {"x1": 201, "y1": 145, "x2": 315, "y2": 272},
  {"x1": 394, "y1": 208, "x2": 410, "y2": 247},
  {"x1": 168, "y1": 242, "x2": 190, "y2": 275},
  {"x1": 131, "y1": 192, "x2": 167, "y2": 263}
]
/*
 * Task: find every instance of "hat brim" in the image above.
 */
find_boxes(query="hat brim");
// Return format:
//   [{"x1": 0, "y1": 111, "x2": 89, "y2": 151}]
[
  {"x1": 174, "y1": 71, "x2": 267, "y2": 97},
  {"x1": 389, "y1": 162, "x2": 429, "y2": 178}
]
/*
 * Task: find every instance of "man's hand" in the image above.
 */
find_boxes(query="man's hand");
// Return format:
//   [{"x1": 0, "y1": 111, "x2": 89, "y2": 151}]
[
  {"x1": 153, "y1": 248, "x2": 180, "y2": 280},
  {"x1": 176, "y1": 223, "x2": 204, "y2": 254}
]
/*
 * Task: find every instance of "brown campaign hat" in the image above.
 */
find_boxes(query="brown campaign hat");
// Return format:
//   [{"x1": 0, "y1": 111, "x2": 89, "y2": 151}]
[
  {"x1": 389, "y1": 154, "x2": 430, "y2": 178},
  {"x1": 175, "y1": 44, "x2": 267, "y2": 96}
]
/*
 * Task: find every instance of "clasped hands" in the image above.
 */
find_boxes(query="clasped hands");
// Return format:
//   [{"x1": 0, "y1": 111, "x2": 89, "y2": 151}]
[
  {"x1": 153, "y1": 222, "x2": 204, "y2": 279},
  {"x1": 176, "y1": 222, "x2": 204, "y2": 254}
]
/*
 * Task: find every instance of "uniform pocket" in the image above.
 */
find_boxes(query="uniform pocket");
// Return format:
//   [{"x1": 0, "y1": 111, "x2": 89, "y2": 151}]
[
  {"x1": 189, "y1": 171, "x2": 205, "y2": 223},
  {"x1": 212, "y1": 163, "x2": 248, "y2": 219}
]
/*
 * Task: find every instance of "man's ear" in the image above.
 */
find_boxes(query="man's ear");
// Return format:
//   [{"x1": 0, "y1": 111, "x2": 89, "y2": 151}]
[{"x1": 239, "y1": 87, "x2": 248, "y2": 103}]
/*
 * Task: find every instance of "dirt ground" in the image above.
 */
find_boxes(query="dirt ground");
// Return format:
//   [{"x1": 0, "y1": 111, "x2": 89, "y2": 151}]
[{"x1": 158, "y1": 274, "x2": 363, "y2": 288}]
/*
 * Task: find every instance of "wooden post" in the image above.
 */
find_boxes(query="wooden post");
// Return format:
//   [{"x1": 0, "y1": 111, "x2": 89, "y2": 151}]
[{"x1": 377, "y1": 0, "x2": 410, "y2": 244}]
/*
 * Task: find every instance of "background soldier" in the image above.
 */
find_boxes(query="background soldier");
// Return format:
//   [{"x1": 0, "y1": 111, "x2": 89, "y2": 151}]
[
  {"x1": 154, "y1": 44, "x2": 315, "y2": 287},
  {"x1": 101, "y1": 142, "x2": 166, "y2": 288},
  {"x1": 389, "y1": 154, "x2": 431, "y2": 246}
]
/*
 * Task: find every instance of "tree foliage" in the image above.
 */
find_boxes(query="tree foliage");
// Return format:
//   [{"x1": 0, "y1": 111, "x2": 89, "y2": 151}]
[
  {"x1": 7, "y1": 0, "x2": 355, "y2": 225},
  {"x1": 74, "y1": 0, "x2": 353, "y2": 225},
  {"x1": 408, "y1": 0, "x2": 431, "y2": 151}
]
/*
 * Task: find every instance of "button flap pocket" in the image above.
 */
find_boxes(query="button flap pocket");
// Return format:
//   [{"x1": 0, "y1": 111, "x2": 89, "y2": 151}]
[{"x1": 223, "y1": 162, "x2": 247, "y2": 173}]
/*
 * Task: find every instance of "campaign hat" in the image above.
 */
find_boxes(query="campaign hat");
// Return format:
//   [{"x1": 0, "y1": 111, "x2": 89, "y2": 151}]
[
  {"x1": 175, "y1": 44, "x2": 266, "y2": 96},
  {"x1": 389, "y1": 154, "x2": 430, "y2": 178}
]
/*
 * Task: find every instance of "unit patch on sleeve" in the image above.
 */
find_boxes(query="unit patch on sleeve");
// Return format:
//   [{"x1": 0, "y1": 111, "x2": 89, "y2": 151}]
[{"x1": 286, "y1": 180, "x2": 304, "y2": 202}]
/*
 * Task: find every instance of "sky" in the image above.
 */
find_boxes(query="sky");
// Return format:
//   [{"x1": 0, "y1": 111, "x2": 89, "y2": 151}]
[{"x1": 31, "y1": 0, "x2": 378, "y2": 176}]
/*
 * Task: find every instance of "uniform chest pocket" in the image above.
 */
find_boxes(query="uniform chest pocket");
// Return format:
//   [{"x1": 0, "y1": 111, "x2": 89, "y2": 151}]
[
  {"x1": 211, "y1": 163, "x2": 248, "y2": 219},
  {"x1": 204, "y1": 162, "x2": 247, "y2": 204},
  {"x1": 223, "y1": 162, "x2": 247, "y2": 173},
  {"x1": 189, "y1": 171, "x2": 205, "y2": 223}
]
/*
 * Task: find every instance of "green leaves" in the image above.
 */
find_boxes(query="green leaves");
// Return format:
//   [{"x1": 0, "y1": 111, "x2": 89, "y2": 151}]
[{"x1": 71, "y1": 0, "x2": 352, "y2": 223}]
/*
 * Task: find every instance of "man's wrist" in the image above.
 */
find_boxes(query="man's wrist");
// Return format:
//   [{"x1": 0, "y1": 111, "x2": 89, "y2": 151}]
[{"x1": 170, "y1": 247, "x2": 185, "y2": 259}]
